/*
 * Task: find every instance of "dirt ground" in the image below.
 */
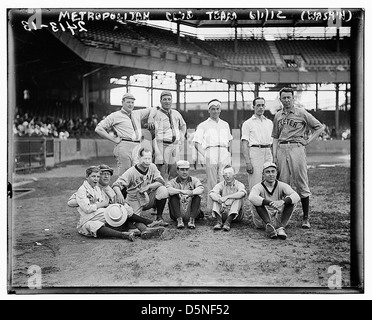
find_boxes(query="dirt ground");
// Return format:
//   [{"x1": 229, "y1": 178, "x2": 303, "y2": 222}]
[{"x1": 8, "y1": 154, "x2": 351, "y2": 293}]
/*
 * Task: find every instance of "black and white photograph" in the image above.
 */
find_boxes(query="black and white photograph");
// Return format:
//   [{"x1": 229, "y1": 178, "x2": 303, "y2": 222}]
[{"x1": 5, "y1": 5, "x2": 365, "y2": 297}]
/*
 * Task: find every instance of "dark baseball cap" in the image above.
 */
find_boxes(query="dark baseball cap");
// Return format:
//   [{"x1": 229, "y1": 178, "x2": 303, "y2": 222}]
[
  {"x1": 99, "y1": 164, "x2": 114, "y2": 175},
  {"x1": 160, "y1": 90, "x2": 172, "y2": 99}
]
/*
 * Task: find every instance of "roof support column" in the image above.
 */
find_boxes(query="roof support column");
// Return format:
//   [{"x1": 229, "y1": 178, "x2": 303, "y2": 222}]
[
  {"x1": 233, "y1": 83, "x2": 238, "y2": 129},
  {"x1": 82, "y1": 76, "x2": 89, "y2": 118},
  {"x1": 176, "y1": 74, "x2": 182, "y2": 111},
  {"x1": 335, "y1": 83, "x2": 340, "y2": 138}
]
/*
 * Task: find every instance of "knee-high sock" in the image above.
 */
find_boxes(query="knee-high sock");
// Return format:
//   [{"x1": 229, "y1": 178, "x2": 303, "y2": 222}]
[
  {"x1": 301, "y1": 197, "x2": 310, "y2": 219},
  {"x1": 96, "y1": 226, "x2": 126, "y2": 239},
  {"x1": 254, "y1": 206, "x2": 271, "y2": 225},
  {"x1": 156, "y1": 198, "x2": 167, "y2": 217}
]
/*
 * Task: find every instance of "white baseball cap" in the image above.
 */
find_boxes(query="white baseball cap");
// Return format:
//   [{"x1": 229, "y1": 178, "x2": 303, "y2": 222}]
[
  {"x1": 263, "y1": 162, "x2": 277, "y2": 172},
  {"x1": 177, "y1": 160, "x2": 190, "y2": 169}
]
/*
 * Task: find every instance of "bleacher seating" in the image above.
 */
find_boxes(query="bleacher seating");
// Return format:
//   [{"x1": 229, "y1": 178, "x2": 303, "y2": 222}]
[
  {"x1": 275, "y1": 39, "x2": 350, "y2": 65},
  {"x1": 204, "y1": 39, "x2": 276, "y2": 66},
  {"x1": 75, "y1": 21, "x2": 350, "y2": 70}
]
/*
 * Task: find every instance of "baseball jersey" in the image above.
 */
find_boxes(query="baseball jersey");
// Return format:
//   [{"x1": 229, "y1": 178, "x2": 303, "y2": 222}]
[
  {"x1": 166, "y1": 176, "x2": 204, "y2": 195},
  {"x1": 248, "y1": 180, "x2": 300, "y2": 207},
  {"x1": 271, "y1": 107, "x2": 323, "y2": 142},
  {"x1": 97, "y1": 108, "x2": 151, "y2": 141},
  {"x1": 153, "y1": 108, "x2": 186, "y2": 143},
  {"x1": 112, "y1": 163, "x2": 165, "y2": 199},
  {"x1": 241, "y1": 115, "x2": 273, "y2": 146}
]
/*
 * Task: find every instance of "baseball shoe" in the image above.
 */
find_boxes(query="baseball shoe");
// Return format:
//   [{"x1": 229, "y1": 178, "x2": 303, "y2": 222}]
[
  {"x1": 276, "y1": 227, "x2": 287, "y2": 240},
  {"x1": 302, "y1": 219, "x2": 311, "y2": 229},
  {"x1": 128, "y1": 229, "x2": 142, "y2": 237},
  {"x1": 187, "y1": 218, "x2": 196, "y2": 229},
  {"x1": 122, "y1": 231, "x2": 135, "y2": 242},
  {"x1": 265, "y1": 223, "x2": 278, "y2": 239},
  {"x1": 155, "y1": 218, "x2": 169, "y2": 227},
  {"x1": 223, "y1": 222, "x2": 231, "y2": 232},
  {"x1": 213, "y1": 223, "x2": 223, "y2": 230},
  {"x1": 140, "y1": 227, "x2": 165, "y2": 240},
  {"x1": 177, "y1": 218, "x2": 185, "y2": 229}
]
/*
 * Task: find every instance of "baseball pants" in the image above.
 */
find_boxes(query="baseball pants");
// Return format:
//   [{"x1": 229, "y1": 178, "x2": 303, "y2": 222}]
[
  {"x1": 212, "y1": 199, "x2": 244, "y2": 222},
  {"x1": 113, "y1": 140, "x2": 141, "y2": 176},
  {"x1": 168, "y1": 195, "x2": 202, "y2": 221},
  {"x1": 205, "y1": 147, "x2": 231, "y2": 210},
  {"x1": 277, "y1": 143, "x2": 311, "y2": 198}
]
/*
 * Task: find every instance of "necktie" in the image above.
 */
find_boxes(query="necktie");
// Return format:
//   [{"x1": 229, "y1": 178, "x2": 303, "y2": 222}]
[
  {"x1": 129, "y1": 113, "x2": 139, "y2": 141},
  {"x1": 160, "y1": 109, "x2": 176, "y2": 143}
]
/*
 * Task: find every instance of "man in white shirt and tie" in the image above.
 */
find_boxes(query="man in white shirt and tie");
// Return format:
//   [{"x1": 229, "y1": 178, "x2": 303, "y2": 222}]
[
  {"x1": 95, "y1": 93, "x2": 153, "y2": 176},
  {"x1": 241, "y1": 97, "x2": 273, "y2": 227},
  {"x1": 193, "y1": 99, "x2": 233, "y2": 210}
]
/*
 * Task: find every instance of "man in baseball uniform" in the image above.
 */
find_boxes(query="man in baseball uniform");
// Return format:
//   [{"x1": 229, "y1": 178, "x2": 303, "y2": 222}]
[
  {"x1": 241, "y1": 97, "x2": 273, "y2": 227},
  {"x1": 249, "y1": 162, "x2": 300, "y2": 240},
  {"x1": 193, "y1": 99, "x2": 233, "y2": 210},
  {"x1": 95, "y1": 93, "x2": 155, "y2": 176},
  {"x1": 67, "y1": 164, "x2": 165, "y2": 239},
  {"x1": 209, "y1": 165, "x2": 246, "y2": 231},
  {"x1": 148, "y1": 90, "x2": 187, "y2": 182},
  {"x1": 112, "y1": 148, "x2": 169, "y2": 226},
  {"x1": 272, "y1": 87, "x2": 324, "y2": 229},
  {"x1": 166, "y1": 160, "x2": 204, "y2": 229}
]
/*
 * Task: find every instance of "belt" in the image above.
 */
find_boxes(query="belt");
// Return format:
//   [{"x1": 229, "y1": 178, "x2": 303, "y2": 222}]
[
  {"x1": 121, "y1": 138, "x2": 140, "y2": 143},
  {"x1": 251, "y1": 144, "x2": 271, "y2": 148},
  {"x1": 206, "y1": 145, "x2": 227, "y2": 149},
  {"x1": 157, "y1": 140, "x2": 174, "y2": 145},
  {"x1": 279, "y1": 141, "x2": 298, "y2": 144}
]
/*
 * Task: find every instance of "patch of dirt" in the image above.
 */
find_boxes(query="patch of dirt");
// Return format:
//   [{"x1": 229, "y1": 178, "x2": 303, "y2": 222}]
[{"x1": 9, "y1": 158, "x2": 352, "y2": 292}]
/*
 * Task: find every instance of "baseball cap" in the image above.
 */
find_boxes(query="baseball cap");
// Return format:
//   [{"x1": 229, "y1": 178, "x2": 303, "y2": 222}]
[
  {"x1": 160, "y1": 90, "x2": 172, "y2": 99},
  {"x1": 122, "y1": 93, "x2": 136, "y2": 100},
  {"x1": 177, "y1": 160, "x2": 190, "y2": 169},
  {"x1": 263, "y1": 162, "x2": 277, "y2": 171},
  {"x1": 99, "y1": 164, "x2": 114, "y2": 175}
]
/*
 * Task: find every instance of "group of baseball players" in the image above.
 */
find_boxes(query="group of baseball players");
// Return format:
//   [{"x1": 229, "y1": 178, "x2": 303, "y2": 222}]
[{"x1": 67, "y1": 88, "x2": 324, "y2": 241}]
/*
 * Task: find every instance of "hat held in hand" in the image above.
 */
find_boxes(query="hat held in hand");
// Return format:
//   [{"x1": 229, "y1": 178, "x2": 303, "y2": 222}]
[{"x1": 104, "y1": 204, "x2": 128, "y2": 227}]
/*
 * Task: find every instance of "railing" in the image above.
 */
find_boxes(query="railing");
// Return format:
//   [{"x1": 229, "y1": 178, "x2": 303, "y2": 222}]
[{"x1": 14, "y1": 137, "x2": 54, "y2": 172}]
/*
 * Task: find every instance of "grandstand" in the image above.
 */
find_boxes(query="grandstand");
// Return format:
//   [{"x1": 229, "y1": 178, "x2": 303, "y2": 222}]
[{"x1": 9, "y1": 8, "x2": 361, "y2": 141}]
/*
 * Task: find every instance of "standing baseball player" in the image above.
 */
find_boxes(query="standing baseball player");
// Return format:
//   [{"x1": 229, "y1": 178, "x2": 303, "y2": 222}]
[
  {"x1": 241, "y1": 97, "x2": 273, "y2": 227},
  {"x1": 166, "y1": 160, "x2": 204, "y2": 229},
  {"x1": 192, "y1": 99, "x2": 233, "y2": 210},
  {"x1": 112, "y1": 148, "x2": 169, "y2": 226},
  {"x1": 148, "y1": 90, "x2": 187, "y2": 181},
  {"x1": 95, "y1": 93, "x2": 156, "y2": 176},
  {"x1": 249, "y1": 162, "x2": 300, "y2": 240},
  {"x1": 272, "y1": 87, "x2": 324, "y2": 229}
]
